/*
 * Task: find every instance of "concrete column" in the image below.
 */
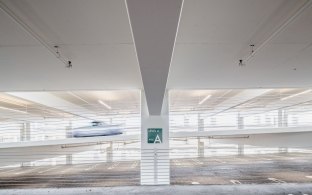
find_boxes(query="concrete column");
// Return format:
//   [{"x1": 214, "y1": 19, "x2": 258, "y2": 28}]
[
  {"x1": 20, "y1": 123, "x2": 30, "y2": 141},
  {"x1": 20, "y1": 123, "x2": 31, "y2": 167},
  {"x1": 66, "y1": 155, "x2": 73, "y2": 165},
  {"x1": 283, "y1": 110, "x2": 288, "y2": 127},
  {"x1": 278, "y1": 109, "x2": 288, "y2": 153},
  {"x1": 197, "y1": 113, "x2": 204, "y2": 158},
  {"x1": 184, "y1": 115, "x2": 189, "y2": 126},
  {"x1": 238, "y1": 144, "x2": 244, "y2": 156},
  {"x1": 278, "y1": 109, "x2": 283, "y2": 127},
  {"x1": 198, "y1": 139, "x2": 205, "y2": 158},
  {"x1": 107, "y1": 142, "x2": 113, "y2": 163},
  {"x1": 140, "y1": 92, "x2": 169, "y2": 185},
  {"x1": 20, "y1": 123, "x2": 25, "y2": 142},
  {"x1": 66, "y1": 122, "x2": 72, "y2": 165},
  {"x1": 237, "y1": 113, "x2": 244, "y2": 156},
  {"x1": 237, "y1": 115, "x2": 244, "y2": 130},
  {"x1": 20, "y1": 122, "x2": 30, "y2": 141}
]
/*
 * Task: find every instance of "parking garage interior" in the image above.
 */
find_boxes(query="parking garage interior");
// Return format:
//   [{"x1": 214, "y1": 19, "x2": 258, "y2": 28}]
[{"x1": 1, "y1": 0, "x2": 312, "y2": 194}]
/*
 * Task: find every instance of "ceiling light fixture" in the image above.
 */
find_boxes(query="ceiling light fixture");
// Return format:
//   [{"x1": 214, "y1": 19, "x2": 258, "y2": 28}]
[
  {"x1": 0, "y1": 106, "x2": 27, "y2": 114},
  {"x1": 0, "y1": 97, "x2": 25, "y2": 107},
  {"x1": 198, "y1": 95, "x2": 211, "y2": 105},
  {"x1": 281, "y1": 89, "x2": 312, "y2": 101},
  {"x1": 67, "y1": 92, "x2": 89, "y2": 104},
  {"x1": 98, "y1": 100, "x2": 112, "y2": 110}
]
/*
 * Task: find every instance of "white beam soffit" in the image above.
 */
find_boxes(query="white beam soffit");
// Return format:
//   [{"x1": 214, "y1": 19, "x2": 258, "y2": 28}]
[
  {"x1": 7, "y1": 92, "x2": 96, "y2": 120},
  {"x1": 126, "y1": 0, "x2": 183, "y2": 115}
]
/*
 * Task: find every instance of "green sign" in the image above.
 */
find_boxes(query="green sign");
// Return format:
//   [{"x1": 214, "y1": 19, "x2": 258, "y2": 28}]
[{"x1": 147, "y1": 128, "x2": 162, "y2": 144}]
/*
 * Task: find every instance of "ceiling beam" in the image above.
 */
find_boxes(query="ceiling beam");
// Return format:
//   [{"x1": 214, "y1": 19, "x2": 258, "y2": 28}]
[
  {"x1": 127, "y1": 0, "x2": 183, "y2": 115},
  {"x1": 7, "y1": 92, "x2": 96, "y2": 120},
  {"x1": 208, "y1": 89, "x2": 271, "y2": 117}
]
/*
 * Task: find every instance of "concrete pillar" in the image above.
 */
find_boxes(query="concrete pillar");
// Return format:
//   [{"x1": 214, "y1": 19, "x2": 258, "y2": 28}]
[
  {"x1": 237, "y1": 113, "x2": 244, "y2": 156},
  {"x1": 20, "y1": 123, "x2": 25, "y2": 142},
  {"x1": 65, "y1": 122, "x2": 72, "y2": 165},
  {"x1": 283, "y1": 110, "x2": 288, "y2": 127},
  {"x1": 197, "y1": 113, "x2": 204, "y2": 158},
  {"x1": 238, "y1": 144, "x2": 244, "y2": 156},
  {"x1": 278, "y1": 109, "x2": 289, "y2": 153},
  {"x1": 198, "y1": 139, "x2": 205, "y2": 158},
  {"x1": 20, "y1": 123, "x2": 31, "y2": 167},
  {"x1": 140, "y1": 92, "x2": 169, "y2": 185},
  {"x1": 237, "y1": 115, "x2": 244, "y2": 130},
  {"x1": 107, "y1": 142, "x2": 113, "y2": 163},
  {"x1": 278, "y1": 109, "x2": 283, "y2": 127},
  {"x1": 184, "y1": 115, "x2": 189, "y2": 126},
  {"x1": 66, "y1": 155, "x2": 73, "y2": 165},
  {"x1": 20, "y1": 123, "x2": 30, "y2": 141}
]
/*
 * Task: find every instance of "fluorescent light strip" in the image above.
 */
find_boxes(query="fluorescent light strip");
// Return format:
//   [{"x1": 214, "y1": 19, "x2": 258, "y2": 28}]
[
  {"x1": 67, "y1": 92, "x2": 89, "y2": 104},
  {"x1": 198, "y1": 95, "x2": 211, "y2": 105},
  {"x1": 0, "y1": 98, "x2": 25, "y2": 107},
  {"x1": 281, "y1": 89, "x2": 312, "y2": 101},
  {"x1": 98, "y1": 100, "x2": 112, "y2": 110},
  {"x1": 0, "y1": 106, "x2": 27, "y2": 114}
]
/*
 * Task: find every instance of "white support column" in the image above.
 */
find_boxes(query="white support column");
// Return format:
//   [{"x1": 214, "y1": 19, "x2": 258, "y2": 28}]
[
  {"x1": 141, "y1": 116, "x2": 169, "y2": 185},
  {"x1": 278, "y1": 109, "x2": 288, "y2": 153},
  {"x1": 20, "y1": 122, "x2": 30, "y2": 141},
  {"x1": 66, "y1": 122, "x2": 72, "y2": 165},
  {"x1": 140, "y1": 92, "x2": 169, "y2": 185},
  {"x1": 197, "y1": 113, "x2": 204, "y2": 158},
  {"x1": 278, "y1": 109, "x2": 283, "y2": 127},
  {"x1": 107, "y1": 142, "x2": 113, "y2": 163},
  {"x1": 237, "y1": 113, "x2": 244, "y2": 156},
  {"x1": 21, "y1": 123, "x2": 31, "y2": 166}
]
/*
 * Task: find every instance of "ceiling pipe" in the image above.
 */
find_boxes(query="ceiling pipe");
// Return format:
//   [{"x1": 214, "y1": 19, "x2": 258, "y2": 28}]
[
  {"x1": 0, "y1": 1, "x2": 70, "y2": 68},
  {"x1": 242, "y1": 0, "x2": 312, "y2": 63}
]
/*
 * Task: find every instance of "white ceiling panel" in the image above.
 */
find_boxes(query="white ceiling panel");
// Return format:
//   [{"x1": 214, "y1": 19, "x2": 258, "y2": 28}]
[
  {"x1": 168, "y1": 0, "x2": 312, "y2": 89},
  {"x1": 0, "y1": 0, "x2": 142, "y2": 91}
]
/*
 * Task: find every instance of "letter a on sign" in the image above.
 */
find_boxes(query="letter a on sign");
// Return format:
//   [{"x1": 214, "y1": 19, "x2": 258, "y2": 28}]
[{"x1": 154, "y1": 134, "x2": 162, "y2": 143}]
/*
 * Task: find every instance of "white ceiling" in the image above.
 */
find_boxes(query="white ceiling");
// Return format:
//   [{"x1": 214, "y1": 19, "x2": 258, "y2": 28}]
[
  {"x1": 1, "y1": 0, "x2": 312, "y2": 115},
  {"x1": 168, "y1": 0, "x2": 312, "y2": 89},
  {"x1": 0, "y1": 0, "x2": 142, "y2": 91}
]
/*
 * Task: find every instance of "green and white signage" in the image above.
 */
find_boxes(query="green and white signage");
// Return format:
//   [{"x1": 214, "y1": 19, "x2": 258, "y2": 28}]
[{"x1": 147, "y1": 128, "x2": 162, "y2": 144}]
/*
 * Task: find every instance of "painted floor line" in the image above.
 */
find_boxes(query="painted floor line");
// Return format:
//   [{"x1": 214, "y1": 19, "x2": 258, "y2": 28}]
[
  {"x1": 14, "y1": 167, "x2": 42, "y2": 175},
  {"x1": 268, "y1": 177, "x2": 286, "y2": 183},
  {"x1": 191, "y1": 159, "x2": 203, "y2": 165},
  {"x1": 0, "y1": 168, "x2": 20, "y2": 174},
  {"x1": 108, "y1": 162, "x2": 120, "y2": 170},
  {"x1": 230, "y1": 180, "x2": 241, "y2": 184},
  {"x1": 84, "y1": 164, "x2": 98, "y2": 171},
  {"x1": 130, "y1": 161, "x2": 138, "y2": 169},
  {"x1": 38, "y1": 167, "x2": 58, "y2": 174}
]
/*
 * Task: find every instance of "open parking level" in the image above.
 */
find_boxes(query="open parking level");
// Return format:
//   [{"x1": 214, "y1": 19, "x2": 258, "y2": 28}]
[
  {"x1": 0, "y1": 161, "x2": 140, "y2": 188},
  {"x1": 171, "y1": 152, "x2": 312, "y2": 185},
  {"x1": 1, "y1": 152, "x2": 312, "y2": 189}
]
